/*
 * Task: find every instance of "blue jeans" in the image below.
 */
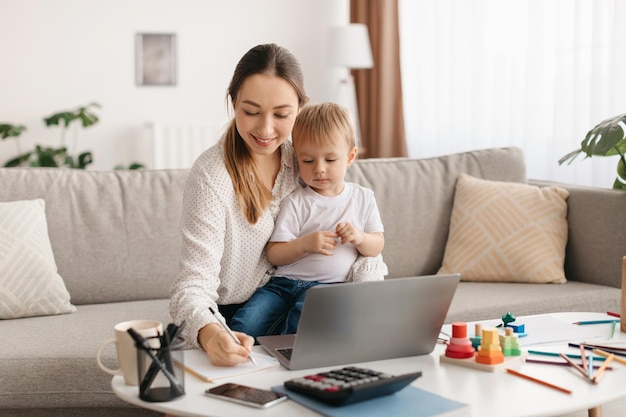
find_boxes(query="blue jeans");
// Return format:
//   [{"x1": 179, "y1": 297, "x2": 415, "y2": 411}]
[{"x1": 229, "y1": 276, "x2": 323, "y2": 339}]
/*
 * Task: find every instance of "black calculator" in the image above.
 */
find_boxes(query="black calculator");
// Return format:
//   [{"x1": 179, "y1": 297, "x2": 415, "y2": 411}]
[{"x1": 283, "y1": 366, "x2": 422, "y2": 406}]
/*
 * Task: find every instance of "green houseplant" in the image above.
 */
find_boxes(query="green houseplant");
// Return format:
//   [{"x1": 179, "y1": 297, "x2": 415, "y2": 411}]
[
  {"x1": 3, "y1": 102, "x2": 101, "y2": 169},
  {"x1": 559, "y1": 113, "x2": 626, "y2": 190},
  {"x1": 0, "y1": 123, "x2": 27, "y2": 158}
]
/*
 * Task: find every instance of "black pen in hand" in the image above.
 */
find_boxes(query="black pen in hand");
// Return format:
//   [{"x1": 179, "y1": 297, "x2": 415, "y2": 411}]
[{"x1": 209, "y1": 307, "x2": 257, "y2": 366}]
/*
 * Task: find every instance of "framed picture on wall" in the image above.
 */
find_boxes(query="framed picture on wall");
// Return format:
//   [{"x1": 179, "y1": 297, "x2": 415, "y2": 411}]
[{"x1": 135, "y1": 33, "x2": 177, "y2": 86}]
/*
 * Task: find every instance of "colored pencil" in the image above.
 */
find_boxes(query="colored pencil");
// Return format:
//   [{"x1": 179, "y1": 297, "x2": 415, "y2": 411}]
[
  {"x1": 524, "y1": 358, "x2": 611, "y2": 370},
  {"x1": 569, "y1": 343, "x2": 626, "y2": 357},
  {"x1": 606, "y1": 311, "x2": 621, "y2": 318},
  {"x1": 559, "y1": 353, "x2": 596, "y2": 383},
  {"x1": 505, "y1": 368, "x2": 572, "y2": 395},
  {"x1": 610, "y1": 320, "x2": 617, "y2": 339},
  {"x1": 592, "y1": 353, "x2": 614, "y2": 382},
  {"x1": 527, "y1": 350, "x2": 607, "y2": 361},
  {"x1": 593, "y1": 349, "x2": 626, "y2": 366},
  {"x1": 580, "y1": 344, "x2": 588, "y2": 372},
  {"x1": 572, "y1": 319, "x2": 620, "y2": 325},
  {"x1": 173, "y1": 359, "x2": 213, "y2": 382}
]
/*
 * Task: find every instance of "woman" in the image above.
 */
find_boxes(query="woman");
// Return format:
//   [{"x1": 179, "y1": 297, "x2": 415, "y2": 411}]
[{"x1": 169, "y1": 43, "x2": 309, "y2": 366}]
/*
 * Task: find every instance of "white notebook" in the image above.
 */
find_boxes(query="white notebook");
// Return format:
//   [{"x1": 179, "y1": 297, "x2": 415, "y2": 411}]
[{"x1": 179, "y1": 348, "x2": 279, "y2": 382}]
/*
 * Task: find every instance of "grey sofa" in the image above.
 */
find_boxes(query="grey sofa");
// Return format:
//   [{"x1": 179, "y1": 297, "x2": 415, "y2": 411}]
[{"x1": 0, "y1": 147, "x2": 624, "y2": 417}]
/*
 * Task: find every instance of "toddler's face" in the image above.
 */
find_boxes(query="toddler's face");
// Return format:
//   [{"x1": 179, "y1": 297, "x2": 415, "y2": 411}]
[{"x1": 295, "y1": 139, "x2": 357, "y2": 197}]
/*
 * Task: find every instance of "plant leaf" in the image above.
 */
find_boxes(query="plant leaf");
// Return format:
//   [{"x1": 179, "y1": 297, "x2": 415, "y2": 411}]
[
  {"x1": 558, "y1": 148, "x2": 586, "y2": 165},
  {"x1": 580, "y1": 113, "x2": 626, "y2": 157},
  {"x1": 77, "y1": 151, "x2": 93, "y2": 169},
  {"x1": 0, "y1": 123, "x2": 27, "y2": 139}
]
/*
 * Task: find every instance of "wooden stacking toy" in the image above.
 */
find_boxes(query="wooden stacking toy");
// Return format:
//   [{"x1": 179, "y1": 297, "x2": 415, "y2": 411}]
[
  {"x1": 476, "y1": 328, "x2": 504, "y2": 365},
  {"x1": 444, "y1": 322, "x2": 476, "y2": 359}
]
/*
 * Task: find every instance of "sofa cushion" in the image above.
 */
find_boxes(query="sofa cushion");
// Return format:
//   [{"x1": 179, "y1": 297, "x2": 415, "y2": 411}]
[
  {"x1": 438, "y1": 174, "x2": 569, "y2": 283},
  {"x1": 346, "y1": 147, "x2": 527, "y2": 278},
  {"x1": 0, "y1": 299, "x2": 171, "y2": 410},
  {"x1": 0, "y1": 199, "x2": 76, "y2": 319},
  {"x1": 0, "y1": 168, "x2": 189, "y2": 305},
  {"x1": 445, "y1": 281, "x2": 621, "y2": 324}
]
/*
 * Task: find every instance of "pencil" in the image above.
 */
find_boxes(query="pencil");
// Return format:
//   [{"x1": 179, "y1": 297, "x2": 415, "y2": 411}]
[
  {"x1": 592, "y1": 353, "x2": 614, "y2": 382},
  {"x1": 525, "y1": 358, "x2": 611, "y2": 370},
  {"x1": 609, "y1": 320, "x2": 617, "y2": 339},
  {"x1": 505, "y1": 368, "x2": 572, "y2": 395},
  {"x1": 580, "y1": 344, "x2": 588, "y2": 372},
  {"x1": 527, "y1": 350, "x2": 607, "y2": 361},
  {"x1": 173, "y1": 359, "x2": 213, "y2": 382},
  {"x1": 559, "y1": 353, "x2": 595, "y2": 383},
  {"x1": 606, "y1": 311, "x2": 621, "y2": 318},
  {"x1": 593, "y1": 349, "x2": 626, "y2": 366},
  {"x1": 572, "y1": 319, "x2": 620, "y2": 325},
  {"x1": 570, "y1": 343, "x2": 626, "y2": 357}
]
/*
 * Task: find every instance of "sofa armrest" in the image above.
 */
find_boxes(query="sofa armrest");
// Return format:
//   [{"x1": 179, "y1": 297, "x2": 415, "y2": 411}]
[{"x1": 530, "y1": 179, "x2": 625, "y2": 288}]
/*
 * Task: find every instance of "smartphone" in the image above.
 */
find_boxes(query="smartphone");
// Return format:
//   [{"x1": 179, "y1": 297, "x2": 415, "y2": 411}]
[{"x1": 205, "y1": 383, "x2": 288, "y2": 408}]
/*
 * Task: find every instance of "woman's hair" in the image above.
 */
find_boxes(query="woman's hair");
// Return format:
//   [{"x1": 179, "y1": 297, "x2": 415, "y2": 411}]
[
  {"x1": 292, "y1": 102, "x2": 356, "y2": 151},
  {"x1": 223, "y1": 44, "x2": 308, "y2": 224}
]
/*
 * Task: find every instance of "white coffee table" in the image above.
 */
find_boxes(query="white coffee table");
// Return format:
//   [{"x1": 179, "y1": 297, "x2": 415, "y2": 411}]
[{"x1": 112, "y1": 312, "x2": 626, "y2": 417}]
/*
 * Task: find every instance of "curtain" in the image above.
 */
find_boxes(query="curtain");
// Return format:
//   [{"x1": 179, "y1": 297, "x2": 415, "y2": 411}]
[
  {"x1": 399, "y1": 0, "x2": 626, "y2": 188},
  {"x1": 351, "y1": 0, "x2": 407, "y2": 158}
]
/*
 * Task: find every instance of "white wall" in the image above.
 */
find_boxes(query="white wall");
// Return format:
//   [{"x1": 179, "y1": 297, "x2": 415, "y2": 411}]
[{"x1": 0, "y1": 0, "x2": 349, "y2": 169}]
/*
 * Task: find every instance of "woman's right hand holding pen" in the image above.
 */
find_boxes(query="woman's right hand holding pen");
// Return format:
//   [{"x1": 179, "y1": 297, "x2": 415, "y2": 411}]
[{"x1": 198, "y1": 323, "x2": 254, "y2": 366}]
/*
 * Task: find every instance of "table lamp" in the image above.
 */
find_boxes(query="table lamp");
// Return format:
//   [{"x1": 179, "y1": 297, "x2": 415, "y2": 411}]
[{"x1": 328, "y1": 24, "x2": 374, "y2": 147}]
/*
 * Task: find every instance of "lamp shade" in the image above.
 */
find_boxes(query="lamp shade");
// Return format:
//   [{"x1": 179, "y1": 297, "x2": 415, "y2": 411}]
[{"x1": 328, "y1": 24, "x2": 374, "y2": 69}]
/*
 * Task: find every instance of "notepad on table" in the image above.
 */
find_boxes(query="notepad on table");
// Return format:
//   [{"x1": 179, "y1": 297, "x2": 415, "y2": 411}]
[
  {"x1": 181, "y1": 348, "x2": 279, "y2": 382},
  {"x1": 272, "y1": 385, "x2": 468, "y2": 417}
]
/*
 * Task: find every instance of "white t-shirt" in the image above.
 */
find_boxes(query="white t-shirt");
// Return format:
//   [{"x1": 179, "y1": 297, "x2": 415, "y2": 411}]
[{"x1": 270, "y1": 182, "x2": 384, "y2": 283}]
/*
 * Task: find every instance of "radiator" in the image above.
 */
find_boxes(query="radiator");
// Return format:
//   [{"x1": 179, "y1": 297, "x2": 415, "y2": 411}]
[{"x1": 142, "y1": 122, "x2": 225, "y2": 169}]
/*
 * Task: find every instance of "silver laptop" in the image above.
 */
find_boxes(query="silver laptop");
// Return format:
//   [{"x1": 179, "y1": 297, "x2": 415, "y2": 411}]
[{"x1": 257, "y1": 273, "x2": 460, "y2": 370}]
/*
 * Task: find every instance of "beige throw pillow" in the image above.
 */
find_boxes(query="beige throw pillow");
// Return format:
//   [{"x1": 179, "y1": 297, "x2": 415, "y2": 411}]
[
  {"x1": 0, "y1": 199, "x2": 76, "y2": 319},
  {"x1": 438, "y1": 174, "x2": 569, "y2": 283}
]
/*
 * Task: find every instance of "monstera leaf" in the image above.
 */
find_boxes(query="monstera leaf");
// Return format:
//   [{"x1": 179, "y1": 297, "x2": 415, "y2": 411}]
[{"x1": 559, "y1": 113, "x2": 626, "y2": 190}]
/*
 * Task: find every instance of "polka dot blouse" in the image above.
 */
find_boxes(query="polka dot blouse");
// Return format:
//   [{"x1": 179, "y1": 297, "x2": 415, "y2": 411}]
[{"x1": 169, "y1": 139, "x2": 300, "y2": 348}]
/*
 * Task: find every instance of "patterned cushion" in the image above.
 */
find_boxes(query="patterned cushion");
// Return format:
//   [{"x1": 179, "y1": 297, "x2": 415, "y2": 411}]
[
  {"x1": 438, "y1": 174, "x2": 569, "y2": 283},
  {"x1": 0, "y1": 199, "x2": 76, "y2": 319}
]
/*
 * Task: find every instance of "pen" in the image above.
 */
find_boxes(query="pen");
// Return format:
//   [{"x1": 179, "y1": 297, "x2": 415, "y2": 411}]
[
  {"x1": 572, "y1": 319, "x2": 620, "y2": 325},
  {"x1": 209, "y1": 307, "x2": 257, "y2": 366}
]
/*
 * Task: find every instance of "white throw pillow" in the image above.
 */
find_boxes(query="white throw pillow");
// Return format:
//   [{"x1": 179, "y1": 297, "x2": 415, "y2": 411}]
[
  {"x1": 438, "y1": 174, "x2": 569, "y2": 283},
  {"x1": 0, "y1": 199, "x2": 76, "y2": 319}
]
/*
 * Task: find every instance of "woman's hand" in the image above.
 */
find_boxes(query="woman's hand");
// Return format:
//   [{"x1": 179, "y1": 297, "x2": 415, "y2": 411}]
[{"x1": 198, "y1": 323, "x2": 255, "y2": 366}]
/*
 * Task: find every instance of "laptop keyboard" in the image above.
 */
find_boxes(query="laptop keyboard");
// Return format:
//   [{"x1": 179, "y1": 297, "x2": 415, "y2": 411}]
[{"x1": 277, "y1": 348, "x2": 293, "y2": 360}]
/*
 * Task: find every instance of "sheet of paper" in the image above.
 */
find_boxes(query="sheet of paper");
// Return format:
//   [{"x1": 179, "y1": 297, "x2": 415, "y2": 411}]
[
  {"x1": 442, "y1": 315, "x2": 614, "y2": 347},
  {"x1": 182, "y1": 349, "x2": 279, "y2": 382}
]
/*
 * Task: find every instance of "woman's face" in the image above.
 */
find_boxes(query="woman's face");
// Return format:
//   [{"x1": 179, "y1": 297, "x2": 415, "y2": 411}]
[{"x1": 233, "y1": 73, "x2": 300, "y2": 158}]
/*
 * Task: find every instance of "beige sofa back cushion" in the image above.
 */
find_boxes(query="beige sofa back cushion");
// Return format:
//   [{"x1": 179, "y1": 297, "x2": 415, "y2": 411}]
[
  {"x1": 346, "y1": 147, "x2": 526, "y2": 278},
  {"x1": 0, "y1": 168, "x2": 189, "y2": 304}
]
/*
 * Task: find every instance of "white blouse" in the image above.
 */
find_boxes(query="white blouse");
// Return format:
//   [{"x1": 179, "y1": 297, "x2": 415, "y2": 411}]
[{"x1": 169, "y1": 139, "x2": 300, "y2": 348}]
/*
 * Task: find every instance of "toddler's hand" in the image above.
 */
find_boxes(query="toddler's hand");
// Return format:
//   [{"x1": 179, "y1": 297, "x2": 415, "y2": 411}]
[
  {"x1": 302, "y1": 231, "x2": 338, "y2": 256},
  {"x1": 336, "y1": 222, "x2": 364, "y2": 246}
]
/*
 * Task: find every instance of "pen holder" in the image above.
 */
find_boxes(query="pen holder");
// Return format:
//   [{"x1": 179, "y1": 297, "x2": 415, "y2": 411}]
[{"x1": 136, "y1": 336, "x2": 185, "y2": 402}]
